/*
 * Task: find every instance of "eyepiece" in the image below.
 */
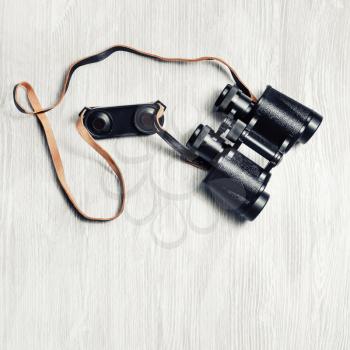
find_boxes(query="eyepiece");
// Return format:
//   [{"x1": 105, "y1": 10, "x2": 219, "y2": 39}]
[
  {"x1": 214, "y1": 84, "x2": 232, "y2": 112},
  {"x1": 214, "y1": 84, "x2": 254, "y2": 117},
  {"x1": 187, "y1": 124, "x2": 228, "y2": 164}
]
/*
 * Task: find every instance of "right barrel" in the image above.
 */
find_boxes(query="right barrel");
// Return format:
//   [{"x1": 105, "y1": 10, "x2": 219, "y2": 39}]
[
  {"x1": 254, "y1": 86, "x2": 323, "y2": 148},
  {"x1": 203, "y1": 148, "x2": 270, "y2": 221}
]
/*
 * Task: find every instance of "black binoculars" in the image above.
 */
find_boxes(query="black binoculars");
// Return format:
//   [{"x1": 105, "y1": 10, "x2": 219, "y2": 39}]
[
  {"x1": 83, "y1": 85, "x2": 322, "y2": 221},
  {"x1": 187, "y1": 84, "x2": 322, "y2": 220}
]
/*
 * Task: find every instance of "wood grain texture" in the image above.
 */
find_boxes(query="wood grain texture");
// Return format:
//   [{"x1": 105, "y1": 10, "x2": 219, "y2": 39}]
[{"x1": 1, "y1": 0, "x2": 350, "y2": 349}]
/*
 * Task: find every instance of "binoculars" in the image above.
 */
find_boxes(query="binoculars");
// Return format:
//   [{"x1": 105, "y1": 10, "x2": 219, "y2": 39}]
[
  {"x1": 187, "y1": 84, "x2": 322, "y2": 220},
  {"x1": 83, "y1": 84, "x2": 322, "y2": 221}
]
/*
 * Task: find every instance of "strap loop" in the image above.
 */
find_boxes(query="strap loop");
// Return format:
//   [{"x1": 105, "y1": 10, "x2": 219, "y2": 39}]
[{"x1": 20, "y1": 82, "x2": 125, "y2": 221}]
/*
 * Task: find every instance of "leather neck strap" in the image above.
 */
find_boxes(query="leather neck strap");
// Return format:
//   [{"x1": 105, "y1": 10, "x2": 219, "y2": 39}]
[{"x1": 13, "y1": 45, "x2": 254, "y2": 222}]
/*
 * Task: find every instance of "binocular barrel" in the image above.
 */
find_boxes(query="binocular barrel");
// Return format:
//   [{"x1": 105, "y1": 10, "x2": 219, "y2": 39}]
[
  {"x1": 215, "y1": 84, "x2": 322, "y2": 152},
  {"x1": 187, "y1": 125, "x2": 270, "y2": 221}
]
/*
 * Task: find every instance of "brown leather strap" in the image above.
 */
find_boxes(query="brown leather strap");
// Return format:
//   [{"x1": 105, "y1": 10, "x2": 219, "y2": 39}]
[
  {"x1": 13, "y1": 45, "x2": 253, "y2": 221},
  {"x1": 13, "y1": 45, "x2": 255, "y2": 115},
  {"x1": 21, "y1": 81, "x2": 126, "y2": 221}
]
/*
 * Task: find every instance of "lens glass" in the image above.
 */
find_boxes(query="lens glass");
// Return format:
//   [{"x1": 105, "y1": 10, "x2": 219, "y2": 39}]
[
  {"x1": 89, "y1": 111, "x2": 112, "y2": 134},
  {"x1": 92, "y1": 117, "x2": 107, "y2": 131}
]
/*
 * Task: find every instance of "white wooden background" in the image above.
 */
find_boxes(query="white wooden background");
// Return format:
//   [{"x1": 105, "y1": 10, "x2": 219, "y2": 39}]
[{"x1": 1, "y1": 0, "x2": 350, "y2": 349}]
